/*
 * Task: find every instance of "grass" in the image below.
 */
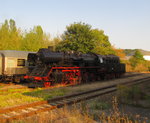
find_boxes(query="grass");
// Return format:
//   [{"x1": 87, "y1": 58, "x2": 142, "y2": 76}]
[
  {"x1": 0, "y1": 87, "x2": 69, "y2": 108},
  {"x1": 23, "y1": 88, "x2": 69, "y2": 100},
  {"x1": 0, "y1": 93, "x2": 42, "y2": 108},
  {"x1": 0, "y1": 88, "x2": 30, "y2": 95},
  {"x1": 0, "y1": 88, "x2": 42, "y2": 108}
]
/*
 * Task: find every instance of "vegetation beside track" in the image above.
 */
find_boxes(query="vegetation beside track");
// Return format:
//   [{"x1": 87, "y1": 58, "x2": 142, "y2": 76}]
[
  {"x1": 117, "y1": 85, "x2": 150, "y2": 108},
  {"x1": 0, "y1": 88, "x2": 42, "y2": 108},
  {"x1": 23, "y1": 88, "x2": 69, "y2": 100},
  {"x1": 0, "y1": 87, "x2": 69, "y2": 108}
]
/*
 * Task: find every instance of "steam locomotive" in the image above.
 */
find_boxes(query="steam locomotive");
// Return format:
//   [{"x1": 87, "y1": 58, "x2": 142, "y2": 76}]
[{"x1": 24, "y1": 47, "x2": 126, "y2": 87}]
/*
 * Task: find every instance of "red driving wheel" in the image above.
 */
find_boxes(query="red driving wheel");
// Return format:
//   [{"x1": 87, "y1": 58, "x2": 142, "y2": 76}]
[{"x1": 44, "y1": 82, "x2": 51, "y2": 87}]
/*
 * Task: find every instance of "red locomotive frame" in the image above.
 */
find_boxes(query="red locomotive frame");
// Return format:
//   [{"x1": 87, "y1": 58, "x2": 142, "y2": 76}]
[
  {"x1": 24, "y1": 67, "x2": 82, "y2": 87},
  {"x1": 24, "y1": 65, "x2": 122, "y2": 87}
]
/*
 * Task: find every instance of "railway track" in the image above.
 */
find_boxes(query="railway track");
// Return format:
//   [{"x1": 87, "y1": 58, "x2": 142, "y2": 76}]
[{"x1": 0, "y1": 76, "x2": 150, "y2": 122}]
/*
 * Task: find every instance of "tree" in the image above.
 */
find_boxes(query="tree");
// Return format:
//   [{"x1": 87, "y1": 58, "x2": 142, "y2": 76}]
[
  {"x1": 56, "y1": 22, "x2": 114, "y2": 55},
  {"x1": 0, "y1": 20, "x2": 9, "y2": 50},
  {"x1": 91, "y1": 29, "x2": 115, "y2": 55},
  {"x1": 56, "y1": 22, "x2": 95, "y2": 53},
  {"x1": 21, "y1": 26, "x2": 51, "y2": 51},
  {"x1": 8, "y1": 19, "x2": 22, "y2": 50},
  {"x1": 0, "y1": 19, "x2": 22, "y2": 50},
  {"x1": 51, "y1": 36, "x2": 62, "y2": 51},
  {"x1": 133, "y1": 50, "x2": 144, "y2": 60},
  {"x1": 129, "y1": 50, "x2": 145, "y2": 68}
]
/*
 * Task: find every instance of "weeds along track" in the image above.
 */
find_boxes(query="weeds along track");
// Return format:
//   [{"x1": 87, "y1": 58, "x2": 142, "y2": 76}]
[{"x1": 0, "y1": 76, "x2": 150, "y2": 122}]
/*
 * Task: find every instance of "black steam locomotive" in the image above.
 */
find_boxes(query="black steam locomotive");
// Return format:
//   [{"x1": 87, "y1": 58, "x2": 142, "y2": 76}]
[{"x1": 24, "y1": 47, "x2": 125, "y2": 87}]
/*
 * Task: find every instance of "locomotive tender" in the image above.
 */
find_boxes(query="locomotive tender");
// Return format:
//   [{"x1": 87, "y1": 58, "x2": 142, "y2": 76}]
[
  {"x1": 24, "y1": 47, "x2": 126, "y2": 87},
  {"x1": 0, "y1": 50, "x2": 35, "y2": 82}
]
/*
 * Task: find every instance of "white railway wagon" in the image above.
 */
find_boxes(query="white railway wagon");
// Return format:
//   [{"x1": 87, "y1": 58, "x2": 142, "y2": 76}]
[{"x1": 0, "y1": 50, "x2": 34, "y2": 82}]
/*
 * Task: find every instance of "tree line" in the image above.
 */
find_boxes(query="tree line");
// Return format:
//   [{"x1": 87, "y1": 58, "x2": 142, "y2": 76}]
[
  {"x1": 0, "y1": 19, "x2": 149, "y2": 72},
  {"x1": 0, "y1": 19, "x2": 114, "y2": 55},
  {"x1": 0, "y1": 19, "x2": 52, "y2": 51}
]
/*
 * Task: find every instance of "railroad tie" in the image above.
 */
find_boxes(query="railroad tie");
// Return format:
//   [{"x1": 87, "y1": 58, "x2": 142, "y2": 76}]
[
  {"x1": 41, "y1": 104, "x2": 53, "y2": 108},
  {"x1": 26, "y1": 107, "x2": 37, "y2": 111},
  {"x1": 21, "y1": 109, "x2": 29, "y2": 113}
]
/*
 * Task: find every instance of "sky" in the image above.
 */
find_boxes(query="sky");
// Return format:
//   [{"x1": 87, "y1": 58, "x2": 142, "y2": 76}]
[{"x1": 0, "y1": 0, "x2": 150, "y2": 51}]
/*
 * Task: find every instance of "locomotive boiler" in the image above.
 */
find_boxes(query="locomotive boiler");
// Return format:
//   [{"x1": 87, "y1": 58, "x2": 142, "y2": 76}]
[{"x1": 24, "y1": 47, "x2": 126, "y2": 87}]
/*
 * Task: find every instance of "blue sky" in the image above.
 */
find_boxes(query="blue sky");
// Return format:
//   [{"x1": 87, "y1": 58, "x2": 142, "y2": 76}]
[{"x1": 0, "y1": 0, "x2": 150, "y2": 51}]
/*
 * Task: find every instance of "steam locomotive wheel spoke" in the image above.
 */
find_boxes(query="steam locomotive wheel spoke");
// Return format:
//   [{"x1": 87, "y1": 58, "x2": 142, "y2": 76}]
[{"x1": 44, "y1": 82, "x2": 51, "y2": 87}]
